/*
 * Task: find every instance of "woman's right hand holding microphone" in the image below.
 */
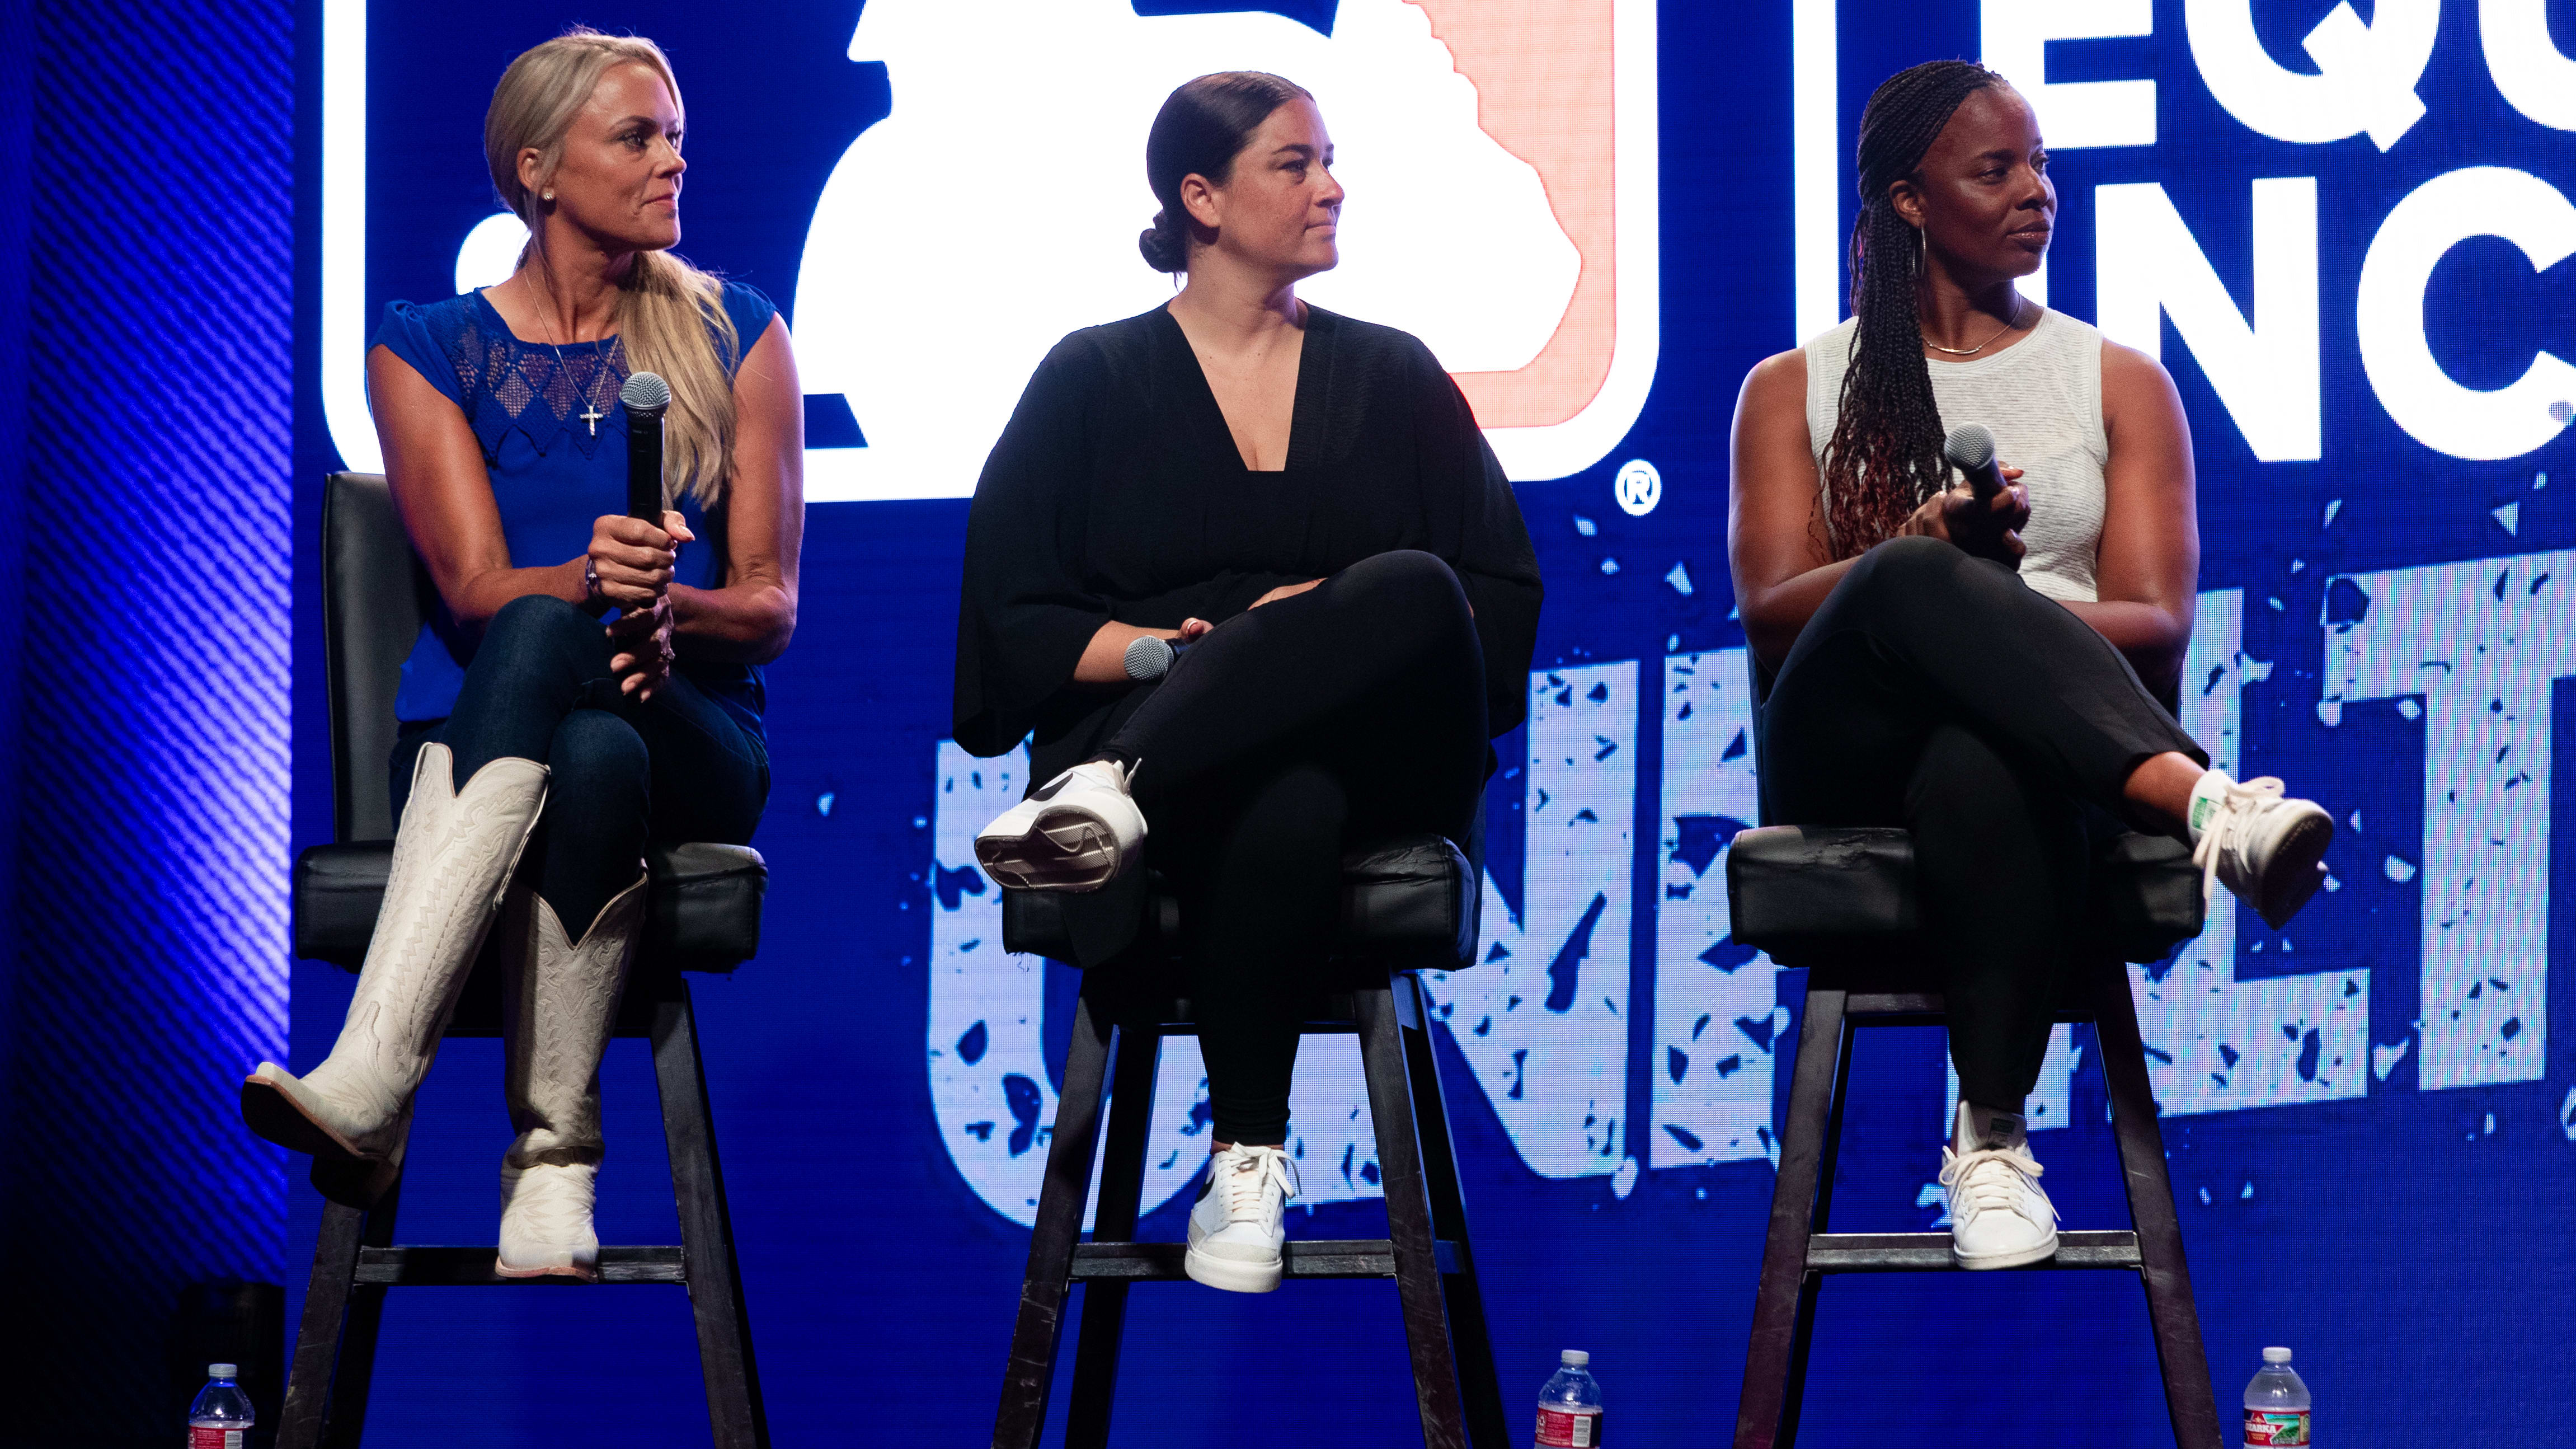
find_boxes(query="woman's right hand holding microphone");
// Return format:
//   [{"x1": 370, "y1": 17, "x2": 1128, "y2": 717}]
[
  {"x1": 1898, "y1": 465, "x2": 2028, "y2": 568},
  {"x1": 586, "y1": 510, "x2": 695, "y2": 701}
]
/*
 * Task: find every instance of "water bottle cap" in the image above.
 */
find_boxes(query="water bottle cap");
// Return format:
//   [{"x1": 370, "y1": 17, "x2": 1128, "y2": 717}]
[
  {"x1": 2262, "y1": 1347, "x2": 2292, "y2": 1364},
  {"x1": 1560, "y1": 1349, "x2": 1590, "y2": 1367},
  {"x1": 208, "y1": 1363, "x2": 239, "y2": 1379}
]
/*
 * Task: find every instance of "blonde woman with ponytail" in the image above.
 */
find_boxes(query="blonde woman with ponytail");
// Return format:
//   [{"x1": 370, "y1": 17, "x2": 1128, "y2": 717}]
[{"x1": 242, "y1": 29, "x2": 802, "y2": 1281}]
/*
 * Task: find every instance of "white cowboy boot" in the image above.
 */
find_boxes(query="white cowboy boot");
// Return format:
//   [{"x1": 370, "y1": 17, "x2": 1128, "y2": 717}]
[
  {"x1": 242, "y1": 744, "x2": 548, "y2": 1162},
  {"x1": 495, "y1": 873, "x2": 646, "y2": 1282}
]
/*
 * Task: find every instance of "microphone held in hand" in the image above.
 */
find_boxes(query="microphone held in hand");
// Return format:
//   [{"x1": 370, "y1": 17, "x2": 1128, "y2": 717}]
[
  {"x1": 1122, "y1": 634, "x2": 1194, "y2": 682},
  {"x1": 1943, "y1": 421, "x2": 2006, "y2": 501},
  {"x1": 619, "y1": 372, "x2": 672, "y2": 522}
]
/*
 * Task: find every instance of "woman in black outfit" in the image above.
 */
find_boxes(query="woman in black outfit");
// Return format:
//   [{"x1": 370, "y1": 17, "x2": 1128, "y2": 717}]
[
  {"x1": 955, "y1": 72, "x2": 1541, "y2": 1293},
  {"x1": 1731, "y1": 60, "x2": 2333, "y2": 1271}
]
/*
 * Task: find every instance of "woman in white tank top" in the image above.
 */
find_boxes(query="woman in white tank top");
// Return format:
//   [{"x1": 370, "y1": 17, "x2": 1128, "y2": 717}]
[{"x1": 1726, "y1": 62, "x2": 2336, "y2": 1278}]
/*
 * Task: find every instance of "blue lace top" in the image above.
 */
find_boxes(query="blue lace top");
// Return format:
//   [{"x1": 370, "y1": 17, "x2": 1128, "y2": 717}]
[{"x1": 370, "y1": 282, "x2": 777, "y2": 731}]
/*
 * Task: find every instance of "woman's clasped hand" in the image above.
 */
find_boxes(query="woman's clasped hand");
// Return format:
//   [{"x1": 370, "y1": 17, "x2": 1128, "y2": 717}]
[
  {"x1": 586, "y1": 508, "x2": 695, "y2": 698},
  {"x1": 1897, "y1": 467, "x2": 2028, "y2": 567}
]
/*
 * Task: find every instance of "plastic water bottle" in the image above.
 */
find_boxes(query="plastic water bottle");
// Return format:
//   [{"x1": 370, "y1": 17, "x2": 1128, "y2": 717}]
[
  {"x1": 1533, "y1": 1348, "x2": 1603, "y2": 1447},
  {"x1": 187, "y1": 1363, "x2": 255, "y2": 1449},
  {"x1": 2243, "y1": 1346, "x2": 2311, "y2": 1446}
]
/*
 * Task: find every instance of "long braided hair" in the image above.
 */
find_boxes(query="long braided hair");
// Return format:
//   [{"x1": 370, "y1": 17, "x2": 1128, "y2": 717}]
[{"x1": 1818, "y1": 60, "x2": 2005, "y2": 560}]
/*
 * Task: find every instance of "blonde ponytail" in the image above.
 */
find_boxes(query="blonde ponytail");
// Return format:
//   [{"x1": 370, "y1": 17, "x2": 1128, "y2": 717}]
[{"x1": 485, "y1": 27, "x2": 740, "y2": 508}]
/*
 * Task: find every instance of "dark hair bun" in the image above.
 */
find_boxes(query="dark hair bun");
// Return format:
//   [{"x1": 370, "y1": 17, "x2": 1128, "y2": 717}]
[{"x1": 1139, "y1": 212, "x2": 1187, "y2": 273}]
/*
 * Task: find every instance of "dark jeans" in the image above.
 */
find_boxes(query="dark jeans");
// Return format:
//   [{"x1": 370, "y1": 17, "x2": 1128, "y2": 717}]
[
  {"x1": 394, "y1": 595, "x2": 770, "y2": 936},
  {"x1": 1104, "y1": 550, "x2": 1489, "y2": 1144},
  {"x1": 1759, "y1": 536, "x2": 2203, "y2": 1108}
]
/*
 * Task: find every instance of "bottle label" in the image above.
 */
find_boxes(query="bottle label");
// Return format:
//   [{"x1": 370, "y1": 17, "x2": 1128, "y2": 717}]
[
  {"x1": 1535, "y1": 1407, "x2": 1602, "y2": 1447},
  {"x1": 189, "y1": 1428, "x2": 245, "y2": 1449},
  {"x1": 2244, "y1": 1409, "x2": 2309, "y2": 1446}
]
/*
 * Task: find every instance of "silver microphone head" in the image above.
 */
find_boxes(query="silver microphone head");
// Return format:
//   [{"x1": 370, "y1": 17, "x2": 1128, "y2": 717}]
[
  {"x1": 619, "y1": 371, "x2": 672, "y2": 416},
  {"x1": 1943, "y1": 421, "x2": 1995, "y2": 471},
  {"x1": 1122, "y1": 635, "x2": 1174, "y2": 682}
]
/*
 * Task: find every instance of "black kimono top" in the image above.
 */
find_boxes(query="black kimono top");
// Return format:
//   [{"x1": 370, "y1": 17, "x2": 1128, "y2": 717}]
[{"x1": 953, "y1": 303, "x2": 1545, "y2": 791}]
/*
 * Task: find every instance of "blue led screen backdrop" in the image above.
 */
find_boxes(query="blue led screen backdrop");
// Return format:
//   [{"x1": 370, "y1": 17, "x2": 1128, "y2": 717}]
[{"x1": 295, "y1": 2, "x2": 2576, "y2": 1443}]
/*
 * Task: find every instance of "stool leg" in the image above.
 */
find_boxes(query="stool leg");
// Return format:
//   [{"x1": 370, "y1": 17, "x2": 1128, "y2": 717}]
[
  {"x1": 1355, "y1": 982, "x2": 1470, "y2": 1449},
  {"x1": 1734, "y1": 987, "x2": 1847, "y2": 1449},
  {"x1": 1777, "y1": 1008, "x2": 1860, "y2": 1449},
  {"x1": 995, "y1": 991, "x2": 1116, "y2": 1449},
  {"x1": 2092, "y1": 962, "x2": 2224, "y2": 1449},
  {"x1": 279, "y1": 1175, "x2": 398, "y2": 1449},
  {"x1": 1064, "y1": 1021, "x2": 1161, "y2": 1448},
  {"x1": 1395, "y1": 974, "x2": 1510, "y2": 1449},
  {"x1": 651, "y1": 976, "x2": 769, "y2": 1449}
]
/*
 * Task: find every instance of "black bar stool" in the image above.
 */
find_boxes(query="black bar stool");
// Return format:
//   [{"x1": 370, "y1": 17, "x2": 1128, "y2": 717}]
[
  {"x1": 993, "y1": 837, "x2": 1509, "y2": 1449},
  {"x1": 274, "y1": 473, "x2": 771, "y2": 1449},
  {"x1": 1723, "y1": 823, "x2": 2222, "y2": 1449}
]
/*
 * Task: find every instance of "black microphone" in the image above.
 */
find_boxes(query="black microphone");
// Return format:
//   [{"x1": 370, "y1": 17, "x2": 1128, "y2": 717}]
[
  {"x1": 620, "y1": 371, "x2": 671, "y2": 522},
  {"x1": 1943, "y1": 421, "x2": 2006, "y2": 500},
  {"x1": 1122, "y1": 635, "x2": 1195, "y2": 681}
]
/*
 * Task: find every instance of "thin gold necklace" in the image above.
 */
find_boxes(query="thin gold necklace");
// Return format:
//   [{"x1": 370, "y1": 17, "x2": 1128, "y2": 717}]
[{"x1": 1924, "y1": 297, "x2": 2027, "y2": 357}]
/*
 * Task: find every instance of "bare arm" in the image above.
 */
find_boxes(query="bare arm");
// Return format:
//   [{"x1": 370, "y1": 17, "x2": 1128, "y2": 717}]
[
  {"x1": 667, "y1": 315, "x2": 802, "y2": 664},
  {"x1": 370, "y1": 345, "x2": 674, "y2": 630},
  {"x1": 1729, "y1": 349, "x2": 1851, "y2": 668},
  {"x1": 2060, "y1": 340, "x2": 2198, "y2": 697}
]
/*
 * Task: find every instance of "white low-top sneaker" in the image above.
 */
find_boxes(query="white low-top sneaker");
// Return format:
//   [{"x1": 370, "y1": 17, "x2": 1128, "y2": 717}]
[
  {"x1": 1940, "y1": 1103, "x2": 2058, "y2": 1270},
  {"x1": 973, "y1": 759, "x2": 1147, "y2": 892},
  {"x1": 1185, "y1": 1143, "x2": 1300, "y2": 1293},
  {"x1": 2189, "y1": 771, "x2": 2335, "y2": 929}
]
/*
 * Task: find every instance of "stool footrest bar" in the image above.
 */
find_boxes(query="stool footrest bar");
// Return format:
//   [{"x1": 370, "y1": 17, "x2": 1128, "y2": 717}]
[
  {"x1": 1066, "y1": 1237, "x2": 1464, "y2": 1281},
  {"x1": 1804, "y1": 1230, "x2": 2140, "y2": 1273},
  {"x1": 352, "y1": 1245, "x2": 688, "y2": 1286}
]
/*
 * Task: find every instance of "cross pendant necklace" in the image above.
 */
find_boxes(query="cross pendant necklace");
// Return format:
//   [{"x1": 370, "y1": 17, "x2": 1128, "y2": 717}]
[{"x1": 525, "y1": 271, "x2": 611, "y2": 437}]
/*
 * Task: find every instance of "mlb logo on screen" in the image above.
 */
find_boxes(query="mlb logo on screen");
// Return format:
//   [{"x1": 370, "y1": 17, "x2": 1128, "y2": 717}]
[
  {"x1": 319, "y1": 0, "x2": 1656, "y2": 498},
  {"x1": 793, "y1": 0, "x2": 1659, "y2": 500}
]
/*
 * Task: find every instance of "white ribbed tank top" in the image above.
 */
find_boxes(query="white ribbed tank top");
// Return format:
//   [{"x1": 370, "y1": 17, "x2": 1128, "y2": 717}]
[{"x1": 1803, "y1": 308, "x2": 2108, "y2": 604}]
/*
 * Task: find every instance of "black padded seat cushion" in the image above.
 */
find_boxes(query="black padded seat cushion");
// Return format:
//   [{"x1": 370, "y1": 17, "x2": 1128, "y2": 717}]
[
  {"x1": 294, "y1": 841, "x2": 767, "y2": 973},
  {"x1": 1003, "y1": 833, "x2": 1477, "y2": 970},
  {"x1": 1727, "y1": 825, "x2": 2204, "y2": 966}
]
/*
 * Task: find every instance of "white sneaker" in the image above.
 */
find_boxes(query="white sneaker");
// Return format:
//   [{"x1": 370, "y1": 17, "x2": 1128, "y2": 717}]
[
  {"x1": 973, "y1": 759, "x2": 1146, "y2": 892},
  {"x1": 1940, "y1": 1101, "x2": 2058, "y2": 1270},
  {"x1": 2189, "y1": 771, "x2": 2335, "y2": 929},
  {"x1": 1184, "y1": 1143, "x2": 1299, "y2": 1293},
  {"x1": 495, "y1": 1161, "x2": 600, "y2": 1281}
]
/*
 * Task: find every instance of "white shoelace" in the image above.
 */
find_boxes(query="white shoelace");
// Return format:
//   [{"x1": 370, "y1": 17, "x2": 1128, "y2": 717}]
[
  {"x1": 1938, "y1": 1145, "x2": 2055, "y2": 1226},
  {"x1": 1213, "y1": 1145, "x2": 1300, "y2": 1227},
  {"x1": 2190, "y1": 774, "x2": 2288, "y2": 904}
]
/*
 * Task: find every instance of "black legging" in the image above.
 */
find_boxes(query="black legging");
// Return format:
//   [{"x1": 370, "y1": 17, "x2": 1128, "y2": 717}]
[
  {"x1": 1101, "y1": 549, "x2": 1489, "y2": 1144},
  {"x1": 1760, "y1": 536, "x2": 2204, "y2": 1108},
  {"x1": 392, "y1": 595, "x2": 770, "y2": 936}
]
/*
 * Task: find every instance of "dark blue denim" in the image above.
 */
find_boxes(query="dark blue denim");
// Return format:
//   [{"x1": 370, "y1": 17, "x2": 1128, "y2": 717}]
[{"x1": 393, "y1": 594, "x2": 770, "y2": 935}]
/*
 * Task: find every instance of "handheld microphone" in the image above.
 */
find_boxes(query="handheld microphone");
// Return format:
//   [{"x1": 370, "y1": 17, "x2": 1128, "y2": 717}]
[
  {"x1": 619, "y1": 372, "x2": 671, "y2": 522},
  {"x1": 1942, "y1": 422, "x2": 2006, "y2": 501},
  {"x1": 1122, "y1": 634, "x2": 1193, "y2": 681}
]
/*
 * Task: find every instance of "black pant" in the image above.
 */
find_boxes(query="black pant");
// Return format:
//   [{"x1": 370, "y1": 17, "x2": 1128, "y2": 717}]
[
  {"x1": 1760, "y1": 537, "x2": 2203, "y2": 1108},
  {"x1": 1103, "y1": 550, "x2": 1489, "y2": 1144},
  {"x1": 393, "y1": 595, "x2": 771, "y2": 935}
]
